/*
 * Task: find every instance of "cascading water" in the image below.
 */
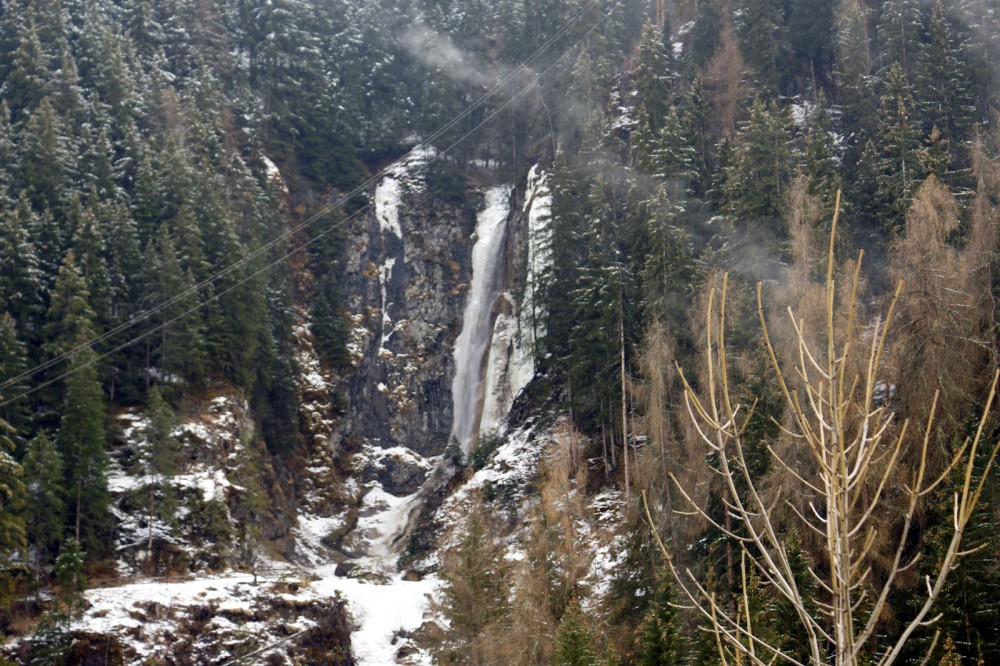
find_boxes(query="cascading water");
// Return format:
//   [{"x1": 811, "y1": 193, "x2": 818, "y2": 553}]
[{"x1": 451, "y1": 186, "x2": 511, "y2": 454}]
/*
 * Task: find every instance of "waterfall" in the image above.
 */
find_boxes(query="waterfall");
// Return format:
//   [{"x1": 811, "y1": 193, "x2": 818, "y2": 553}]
[{"x1": 451, "y1": 186, "x2": 511, "y2": 454}]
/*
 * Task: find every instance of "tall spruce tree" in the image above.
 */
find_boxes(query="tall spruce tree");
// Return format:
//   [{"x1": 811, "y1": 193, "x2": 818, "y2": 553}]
[
  {"x1": 915, "y1": 1, "x2": 976, "y2": 161},
  {"x1": 16, "y1": 96, "x2": 73, "y2": 215},
  {"x1": 0, "y1": 314, "x2": 31, "y2": 447},
  {"x1": 635, "y1": 577, "x2": 679, "y2": 666},
  {"x1": 736, "y1": 0, "x2": 790, "y2": 95},
  {"x1": 554, "y1": 600, "x2": 599, "y2": 666},
  {"x1": 721, "y1": 96, "x2": 794, "y2": 241},
  {"x1": 21, "y1": 431, "x2": 64, "y2": 589},
  {"x1": 47, "y1": 253, "x2": 107, "y2": 552},
  {"x1": 875, "y1": 63, "x2": 925, "y2": 233},
  {"x1": 877, "y1": 0, "x2": 923, "y2": 77},
  {"x1": 0, "y1": 201, "x2": 43, "y2": 339},
  {"x1": 0, "y1": 413, "x2": 27, "y2": 605}
]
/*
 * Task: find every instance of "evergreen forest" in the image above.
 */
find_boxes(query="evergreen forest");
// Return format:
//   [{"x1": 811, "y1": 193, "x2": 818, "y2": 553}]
[{"x1": 0, "y1": 0, "x2": 999, "y2": 664}]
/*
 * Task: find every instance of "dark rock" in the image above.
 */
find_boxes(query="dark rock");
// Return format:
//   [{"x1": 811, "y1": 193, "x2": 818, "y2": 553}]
[{"x1": 335, "y1": 562, "x2": 356, "y2": 578}]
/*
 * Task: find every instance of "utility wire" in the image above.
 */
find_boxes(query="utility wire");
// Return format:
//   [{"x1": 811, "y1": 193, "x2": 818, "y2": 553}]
[
  {"x1": 0, "y1": 0, "x2": 601, "y2": 395},
  {"x1": 0, "y1": 3, "x2": 611, "y2": 408}
]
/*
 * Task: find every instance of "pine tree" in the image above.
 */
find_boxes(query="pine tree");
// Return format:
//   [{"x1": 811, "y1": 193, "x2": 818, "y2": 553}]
[
  {"x1": 877, "y1": 0, "x2": 923, "y2": 77},
  {"x1": 53, "y1": 537, "x2": 86, "y2": 618},
  {"x1": 635, "y1": 577, "x2": 679, "y2": 666},
  {"x1": 0, "y1": 200, "x2": 44, "y2": 337},
  {"x1": 22, "y1": 431, "x2": 64, "y2": 590},
  {"x1": 0, "y1": 414, "x2": 27, "y2": 606},
  {"x1": 2, "y1": 21, "x2": 49, "y2": 117},
  {"x1": 834, "y1": 0, "x2": 877, "y2": 173},
  {"x1": 875, "y1": 63, "x2": 925, "y2": 234},
  {"x1": 437, "y1": 502, "x2": 511, "y2": 662},
  {"x1": 56, "y1": 343, "x2": 108, "y2": 554},
  {"x1": 632, "y1": 20, "x2": 678, "y2": 162},
  {"x1": 554, "y1": 600, "x2": 599, "y2": 666},
  {"x1": 722, "y1": 96, "x2": 794, "y2": 241},
  {"x1": 0, "y1": 314, "x2": 31, "y2": 446},
  {"x1": 736, "y1": 0, "x2": 790, "y2": 95},
  {"x1": 915, "y1": 1, "x2": 976, "y2": 160},
  {"x1": 16, "y1": 96, "x2": 73, "y2": 215}
]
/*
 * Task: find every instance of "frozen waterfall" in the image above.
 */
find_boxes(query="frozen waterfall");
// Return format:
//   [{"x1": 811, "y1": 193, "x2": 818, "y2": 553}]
[{"x1": 451, "y1": 186, "x2": 511, "y2": 454}]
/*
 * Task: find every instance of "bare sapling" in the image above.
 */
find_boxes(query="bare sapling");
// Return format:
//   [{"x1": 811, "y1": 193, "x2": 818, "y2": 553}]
[{"x1": 644, "y1": 191, "x2": 1000, "y2": 666}]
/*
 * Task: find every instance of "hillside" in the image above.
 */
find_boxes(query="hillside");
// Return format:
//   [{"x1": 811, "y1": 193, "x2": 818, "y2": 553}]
[{"x1": 1, "y1": 0, "x2": 1000, "y2": 664}]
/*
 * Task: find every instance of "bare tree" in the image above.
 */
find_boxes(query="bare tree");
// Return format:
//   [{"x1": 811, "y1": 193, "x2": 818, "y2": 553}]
[{"x1": 645, "y1": 194, "x2": 1000, "y2": 666}]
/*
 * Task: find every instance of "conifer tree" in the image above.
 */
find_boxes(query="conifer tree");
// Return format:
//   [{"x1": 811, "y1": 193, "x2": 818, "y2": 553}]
[
  {"x1": 802, "y1": 93, "x2": 842, "y2": 219},
  {"x1": 554, "y1": 600, "x2": 599, "y2": 666},
  {"x1": 22, "y1": 431, "x2": 64, "y2": 588},
  {"x1": 143, "y1": 386, "x2": 179, "y2": 550},
  {"x1": 56, "y1": 341, "x2": 108, "y2": 554},
  {"x1": 144, "y1": 226, "x2": 208, "y2": 388},
  {"x1": 437, "y1": 501, "x2": 511, "y2": 663},
  {"x1": 0, "y1": 99, "x2": 15, "y2": 194},
  {"x1": 0, "y1": 414, "x2": 27, "y2": 605},
  {"x1": 0, "y1": 200, "x2": 43, "y2": 338},
  {"x1": 53, "y1": 537, "x2": 86, "y2": 618},
  {"x1": 736, "y1": 0, "x2": 790, "y2": 95},
  {"x1": 632, "y1": 20, "x2": 678, "y2": 164},
  {"x1": 2, "y1": 22, "x2": 49, "y2": 117},
  {"x1": 17, "y1": 96, "x2": 73, "y2": 215},
  {"x1": 100, "y1": 201, "x2": 145, "y2": 403},
  {"x1": 646, "y1": 107, "x2": 699, "y2": 192},
  {"x1": 71, "y1": 210, "x2": 113, "y2": 335},
  {"x1": 0, "y1": 314, "x2": 31, "y2": 444},
  {"x1": 786, "y1": 0, "x2": 836, "y2": 91},
  {"x1": 47, "y1": 254, "x2": 107, "y2": 551},
  {"x1": 78, "y1": 125, "x2": 119, "y2": 203},
  {"x1": 722, "y1": 96, "x2": 794, "y2": 241},
  {"x1": 640, "y1": 188, "x2": 697, "y2": 326},
  {"x1": 47, "y1": 48, "x2": 86, "y2": 134},
  {"x1": 635, "y1": 577, "x2": 678, "y2": 666},
  {"x1": 916, "y1": 1, "x2": 976, "y2": 159},
  {"x1": 877, "y1": 0, "x2": 923, "y2": 77},
  {"x1": 834, "y1": 0, "x2": 877, "y2": 173},
  {"x1": 44, "y1": 251, "x2": 97, "y2": 361},
  {"x1": 875, "y1": 63, "x2": 925, "y2": 233}
]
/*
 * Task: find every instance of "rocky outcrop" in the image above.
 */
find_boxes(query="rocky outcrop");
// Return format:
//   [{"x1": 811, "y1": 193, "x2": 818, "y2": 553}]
[{"x1": 338, "y1": 154, "x2": 476, "y2": 463}]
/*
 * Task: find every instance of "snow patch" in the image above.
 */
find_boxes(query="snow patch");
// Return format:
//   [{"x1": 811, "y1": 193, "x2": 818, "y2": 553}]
[{"x1": 375, "y1": 177, "x2": 404, "y2": 239}]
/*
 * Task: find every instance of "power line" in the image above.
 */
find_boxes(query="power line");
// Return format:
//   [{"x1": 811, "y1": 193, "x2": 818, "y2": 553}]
[
  {"x1": 0, "y1": 0, "x2": 601, "y2": 395},
  {"x1": 0, "y1": 4, "x2": 611, "y2": 409}
]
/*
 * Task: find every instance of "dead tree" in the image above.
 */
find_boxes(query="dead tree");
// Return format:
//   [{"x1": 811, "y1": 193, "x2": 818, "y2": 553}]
[{"x1": 646, "y1": 194, "x2": 1000, "y2": 666}]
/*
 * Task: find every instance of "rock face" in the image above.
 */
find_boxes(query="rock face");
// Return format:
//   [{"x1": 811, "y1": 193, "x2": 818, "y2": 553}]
[{"x1": 338, "y1": 153, "x2": 475, "y2": 464}]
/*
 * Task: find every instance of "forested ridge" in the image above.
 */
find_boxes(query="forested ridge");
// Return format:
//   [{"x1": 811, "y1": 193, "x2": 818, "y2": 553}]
[{"x1": 0, "y1": 0, "x2": 999, "y2": 663}]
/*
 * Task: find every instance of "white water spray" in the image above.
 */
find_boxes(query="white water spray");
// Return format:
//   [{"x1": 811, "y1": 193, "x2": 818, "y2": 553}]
[{"x1": 451, "y1": 186, "x2": 511, "y2": 453}]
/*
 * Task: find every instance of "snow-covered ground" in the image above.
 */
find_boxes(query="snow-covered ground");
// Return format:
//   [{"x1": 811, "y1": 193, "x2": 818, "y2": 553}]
[
  {"x1": 73, "y1": 566, "x2": 438, "y2": 665},
  {"x1": 312, "y1": 570, "x2": 438, "y2": 666}
]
